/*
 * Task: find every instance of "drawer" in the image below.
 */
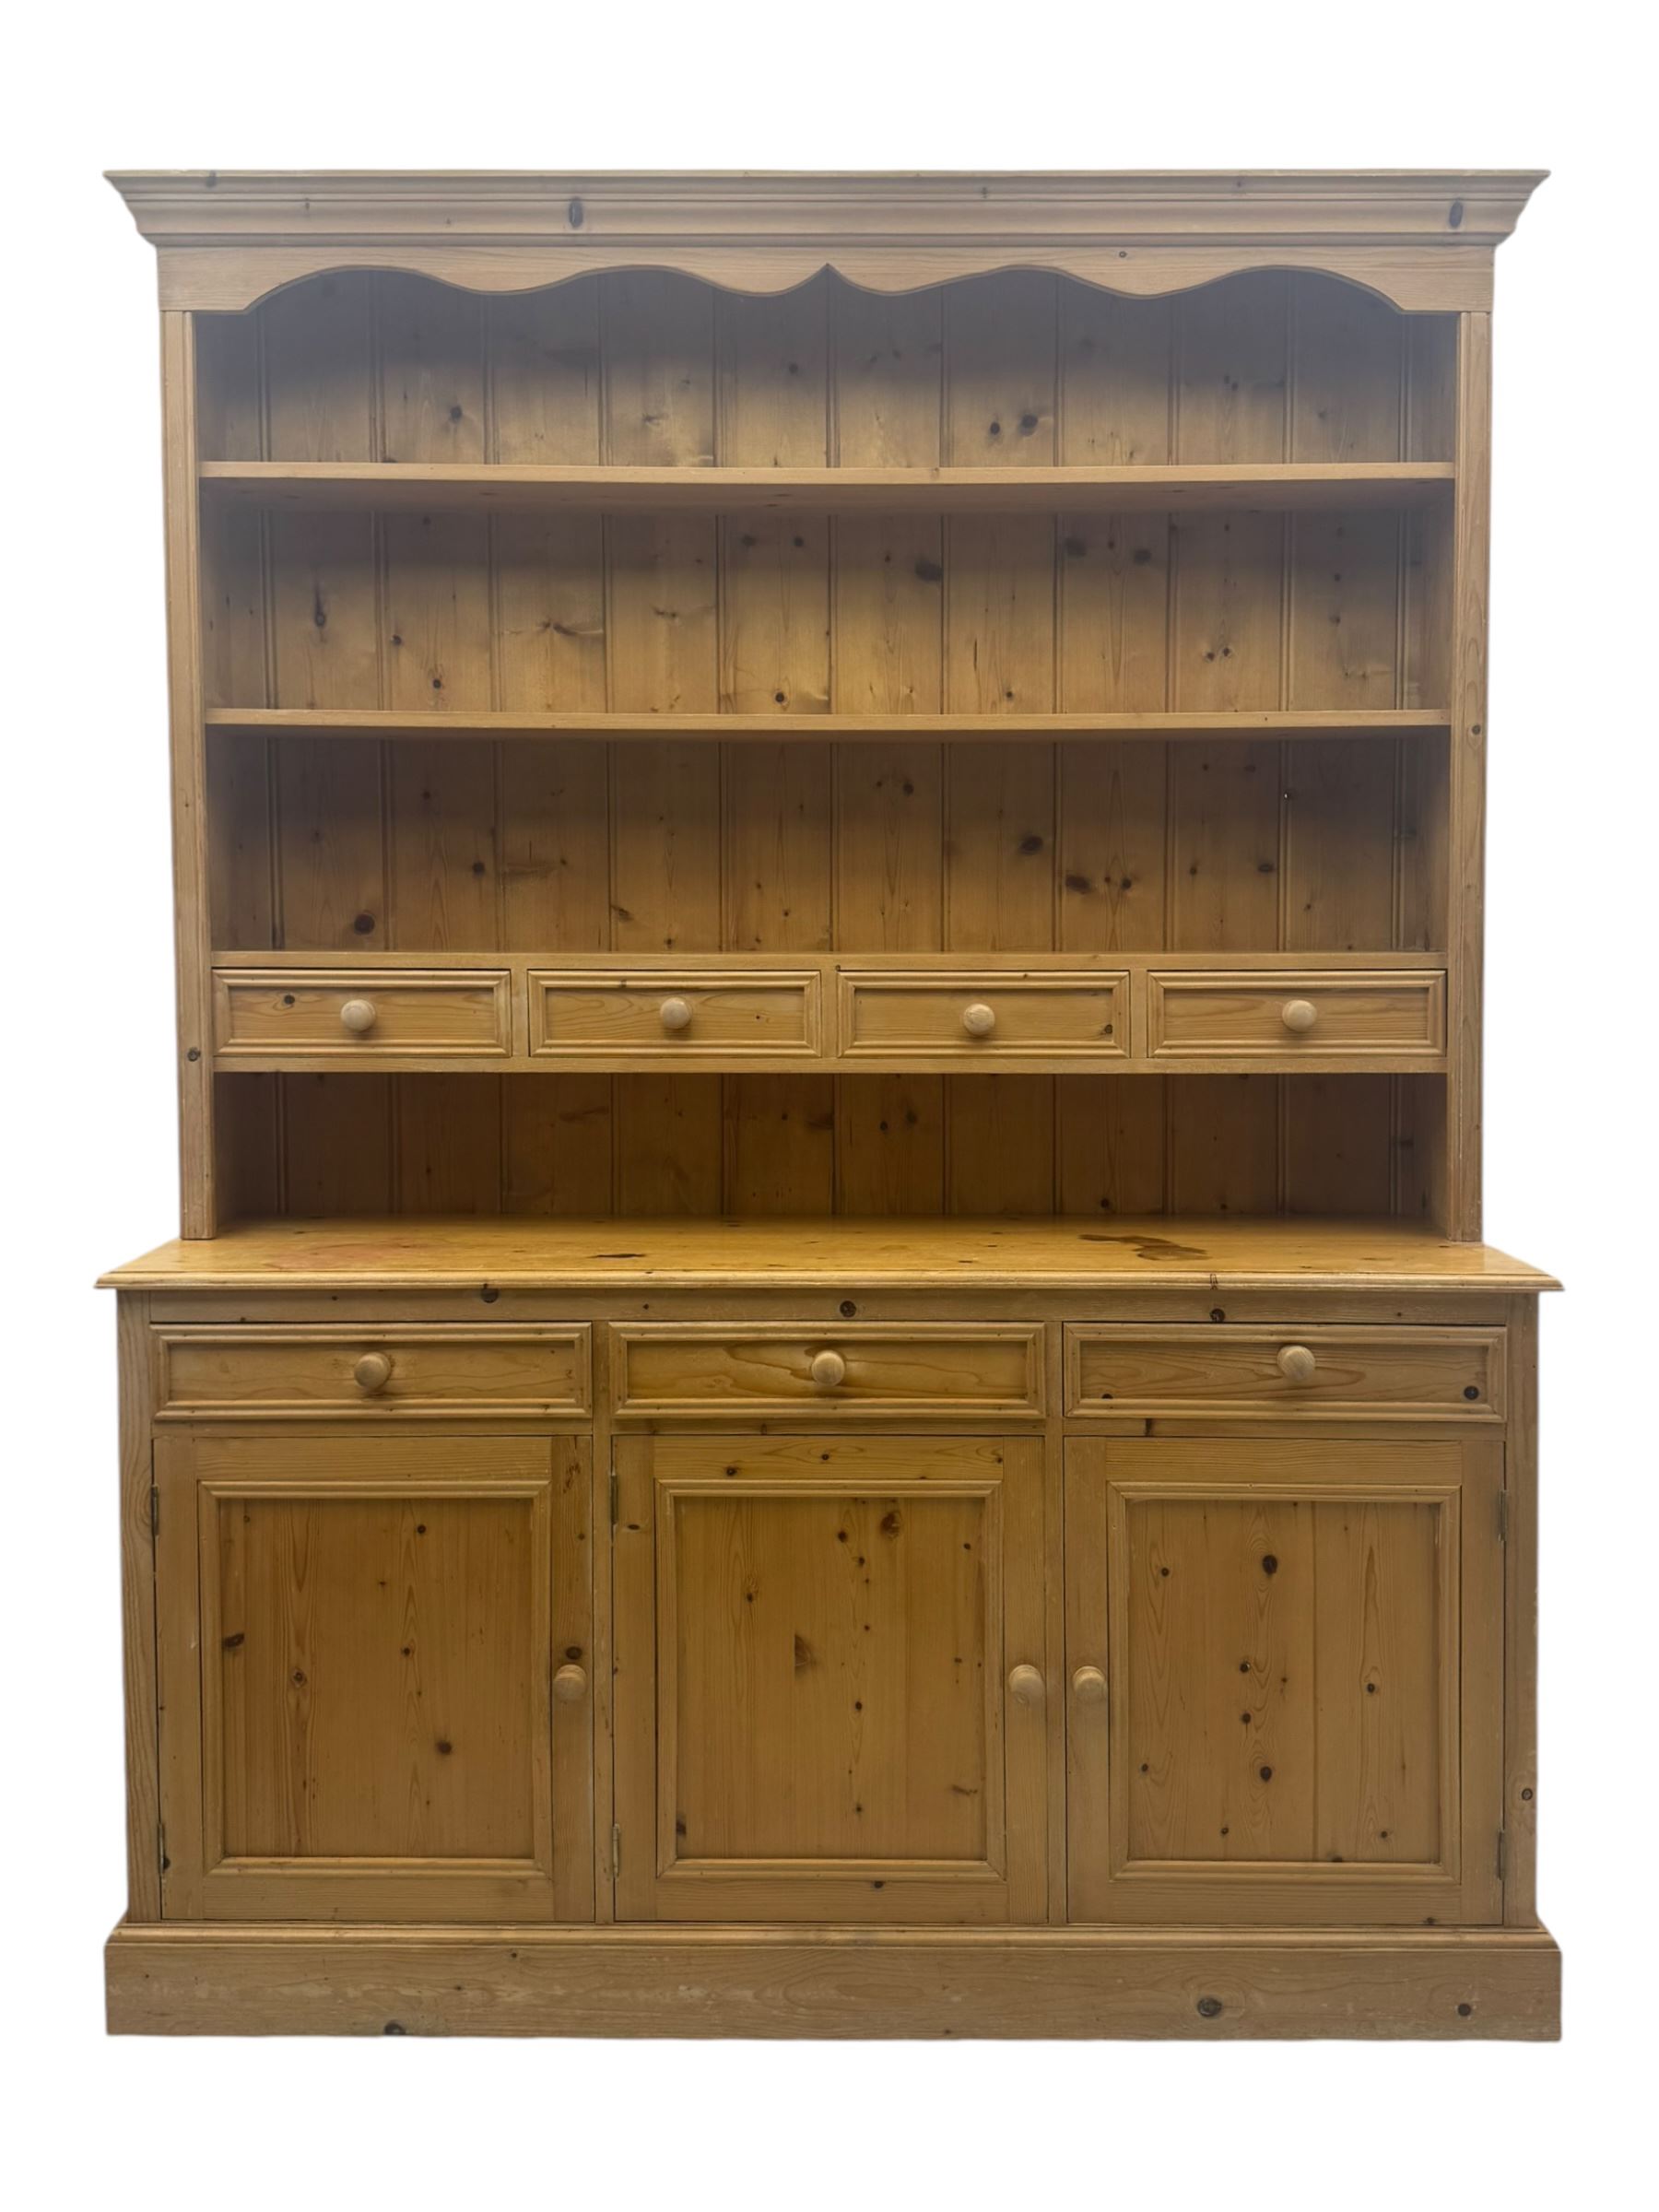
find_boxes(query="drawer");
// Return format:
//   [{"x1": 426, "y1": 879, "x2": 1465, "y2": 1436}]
[
  {"x1": 612, "y1": 1324, "x2": 1045, "y2": 1417},
  {"x1": 838, "y1": 971, "x2": 1127, "y2": 1061},
  {"x1": 1146, "y1": 969, "x2": 1445, "y2": 1058},
  {"x1": 214, "y1": 970, "x2": 512, "y2": 1058},
  {"x1": 154, "y1": 1324, "x2": 592, "y2": 1419},
  {"x1": 1064, "y1": 1325, "x2": 1503, "y2": 1420},
  {"x1": 528, "y1": 970, "x2": 822, "y2": 1061}
]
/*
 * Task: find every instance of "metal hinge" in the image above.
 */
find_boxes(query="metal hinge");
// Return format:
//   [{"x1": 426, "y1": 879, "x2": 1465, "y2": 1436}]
[
  {"x1": 159, "y1": 1820, "x2": 169, "y2": 1877},
  {"x1": 1497, "y1": 1828, "x2": 1507, "y2": 1881},
  {"x1": 609, "y1": 1469, "x2": 619, "y2": 1527},
  {"x1": 149, "y1": 1484, "x2": 159, "y2": 1538},
  {"x1": 611, "y1": 1823, "x2": 622, "y2": 1880},
  {"x1": 1497, "y1": 1489, "x2": 1508, "y2": 1542}
]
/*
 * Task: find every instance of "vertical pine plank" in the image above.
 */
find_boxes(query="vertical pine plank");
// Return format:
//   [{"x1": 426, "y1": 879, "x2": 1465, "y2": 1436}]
[
  {"x1": 394, "y1": 1075, "x2": 502, "y2": 1211},
  {"x1": 274, "y1": 738, "x2": 384, "y2": 949},
  {"x1": 723, "y1": 744, "x2": 834, "y2": 951},
  {"x1": 1168, "y1": 743, "x2": 1281, "y2": 951},
  {"x1": 206, "y1": 730, "x2": 275, "y2": 949},
  {"x1": 1287, "y1": 511, "x2": 1401, "y2": 710},
  {"x1": 261, "y1": 274, "x2": 374, "y2": 462},
  {"x1": 945, "y1": 516, "x2": 1056, "y2": 714},
  {"x1": 383, "y1": 512, "x2": 492, "y2": 712},
  {"x1": 1060, "y1": 290, "x2": 1173, "y2": 463},
  {"x1": 1058, "y1": 741, "x2": 1168, "y2": 952},
  {"x1": 947, "y1": 1078, "x2": 1054, "y2": 1214},
  {"x1": 1284, "y1": 1077, "x2": 1394, "y2": 1213},
  {"x1": 266, "y1": 512, "x2": 380, "y2": 709},
  {"x1": 1056, "y1": 1078, "x2": 1168, "y2": 1214},
  {"x1": 833, "y1": 516, "x2": 945, "y2": 711},
  {"x1": 1175, "y1": 275, "x2": 1288, "y2": 462},
  {"x1": 489, "y1": 280, "x2": 602, "y2": 462},
  {"x1": 500, "y1": 739, "x2": 610, "y2": 951},
  {"x1": 946, "y1": 743, "x2": 1056, "y2": 951},
  {"x1": 386, "y1": 739, "x2": 498, "y2": 950},
  {"x1": 1058, "y1": 514, "x2": 1171, "y2": 712},
  {"x1": 1283, "y1": 738, "x2": 1397, "y2": 952},
  {"x1": 377, "y1": 275, "x2": 487, "y2": 462},
  {"x1": 494, "y1": 515, "x2": 607, "y2": 711},
  {"x1": 1171, "y1": 512, "x2": 1285, "y2": 712},
  {"x1": 716, "y1": 280, "x2": 830, "y2": 465},
  {"x1": 943, "y1": 273, "x2": 1058, "y2": 465},
  {"x1": 610, "y1": 738, "x2": 721, "y2": 952},
  {"x1": 1167, "y1": 1077, "x2": 1278, "y2": 1213},
  {"x1": 834, "y1": 1076, "x2": 947, "y2": 1215},
  {"x1": 831, "y1": 282, "x2": 943, "y2": 465},
  {"x1": 720, "y1": 517, "x2": 831, "y2": 712},
  {"x1": 835, "y1": 742, "x2": 944, "y2": 951},
  {"x1": 722, "y1": 1077, "x2": 837, "y2": 1213},
  {"x1": 613, "y1": 1077, "x2": 723, "y2": 1213},
  {"x1": 501, "y1": 1075, "x2": 614, "y2": 1213},
  {"x1": 1290, "y1": 276, "x2": 1405, "y2": 462},
  {"x1": 601, "y1": 273, "x2": 715, "y2": 466},
  {"x1": 282, "y1": 1074, "x2": 393, "y2": 1214}
]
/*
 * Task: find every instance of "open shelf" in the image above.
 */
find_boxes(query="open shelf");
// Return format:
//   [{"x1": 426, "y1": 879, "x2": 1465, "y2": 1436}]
[
  {"x1": 197, "y1": 460, "x2": 1456, "y2": 515},
  {"x1": 204, "y1": 707, "x2": 1454, "y2": 743},
  {"x1": 101, "y1": 1214, "x2": 1556, "y2": 1294}
]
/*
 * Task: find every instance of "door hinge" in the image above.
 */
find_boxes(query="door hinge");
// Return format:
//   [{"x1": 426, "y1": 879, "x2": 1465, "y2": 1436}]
[
  {"x1": 1497, "y1": 1488, "x2": 1509, "y2": 1542},
  {"x1": 609, "y1": 1469, "x2": 619, "y2": 1527},
  {"x1": 1497, "y1": 1828, "x2": 1506, "y2": 1881},
  {"x1": 611, "y1": 1822, "x2": 622, "y2": 1880},
  {"x1": 149, "y1": 1484, "x2": 159, "y2": 1538},
  {"x1": 158, "y1": 1820, "x2": 169, "y2": 1877}
]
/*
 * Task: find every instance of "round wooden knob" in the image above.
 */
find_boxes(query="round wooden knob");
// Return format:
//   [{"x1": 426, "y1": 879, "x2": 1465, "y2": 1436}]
[
  {"x1": 552, "y1": 1664, "x2": 588, "y2": 1704},
  {"x1": 353, "y1": 1350, "x2": 394, "y2": 1394},
  {"x1": 1071, "y1": 1665, "x2": 1108, "y2": 1705},
  {"x1": 659, "y1": 996, "x2": 693, "y2": 1032},
  {"x1": 339, "y1": 997, "x2": 378, "y2": 1034},
  {"x1": 961, "y1": 1002, "x2": 997, "y2": 1038},
  {"x1": 809, "y1": 1348, "x2": 847, "y2": 1391},
  {"x1": 1008, "y1": 1664, "x2": 1046, "y2": 1708},
  {"x1": 1280, "y1": 998, "x2": 1318, "y2": 1034},
  {"x1": 1277, "y1": 1343, "x2": 1318, "y2": 1385}
]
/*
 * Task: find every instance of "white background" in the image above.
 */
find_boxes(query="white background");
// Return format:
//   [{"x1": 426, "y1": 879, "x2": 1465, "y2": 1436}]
[{"x1": 4, "y1": 6, "x2": 1653, "y2": 2205}]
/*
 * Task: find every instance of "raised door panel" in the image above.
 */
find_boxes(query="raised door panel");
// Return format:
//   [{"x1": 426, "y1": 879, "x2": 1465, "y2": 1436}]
[
  {"x1": 614, "y1": 1434, "x2": 1045, "y2": 1923},
  {"x1": 156, "y1": 1432, "x2": 594, "y2": 1923},
  {"x1": 1065, "y1": 1435, "x2": 1502, "y2": 1925}
]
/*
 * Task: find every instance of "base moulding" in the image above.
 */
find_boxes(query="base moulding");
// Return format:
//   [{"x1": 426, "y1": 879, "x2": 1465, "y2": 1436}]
[{"x1": 105, "y1": 1920, "x2": 1562, "y2": 2040}]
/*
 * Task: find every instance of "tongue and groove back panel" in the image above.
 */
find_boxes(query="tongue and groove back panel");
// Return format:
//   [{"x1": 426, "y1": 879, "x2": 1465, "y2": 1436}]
[{"x1": 202, "y1": 266, "x2": 1452, "y2": 1223}]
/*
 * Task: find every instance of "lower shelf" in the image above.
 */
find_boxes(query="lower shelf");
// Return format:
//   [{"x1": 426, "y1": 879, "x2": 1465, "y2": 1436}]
[{"x1": 105, "y1": 1921, "x2": 1562, "y2": 2041}]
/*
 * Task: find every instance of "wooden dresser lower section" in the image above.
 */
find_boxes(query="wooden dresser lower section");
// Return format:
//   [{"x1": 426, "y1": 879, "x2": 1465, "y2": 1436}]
[{"x1": 102, "y1": 1220, "x2": 1559, "y2": 2041}]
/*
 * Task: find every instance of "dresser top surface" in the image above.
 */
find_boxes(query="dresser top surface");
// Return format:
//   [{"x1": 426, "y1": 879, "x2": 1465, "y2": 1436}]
[{"x1": 100, "y1": 1217, "x2": 1559, "y2": 1295}]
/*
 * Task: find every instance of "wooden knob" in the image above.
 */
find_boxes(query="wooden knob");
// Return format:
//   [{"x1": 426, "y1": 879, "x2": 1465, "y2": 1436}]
[
  {"x1": 1277, "y1": 1343, "x2": 1317, "y2": 1385},
  {"x1": 353, "y1": 1350, "x2": 394, "y2": 1394},
  {"x1": 809, "y1": 1347, "x2": 847, "y2": 1391},
  {"x1": 552, "y1": 1664, "x2": 588, "y2": 1704},
  {"x1": 1280, "y1": 998, "x2": 1318, "y2": 1034},
  {"x1": 961, "y1": 1002, "x2": 997, "y2": 1038},
  {"x1": 1071, "y1": 1665, "x2": 1108, "y2": 1705},
  {"x1": 1007, "y1": 1664, "x2": 1045, "y2": 1708},
  {"x1": 339, "y1": 997, "x2": 378, "y2": 1034},
  {"x1": 659, "y1": 996, "x2": 693, "y2": 1032}
]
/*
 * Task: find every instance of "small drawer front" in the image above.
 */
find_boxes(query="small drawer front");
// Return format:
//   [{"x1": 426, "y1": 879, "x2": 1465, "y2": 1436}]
[
  {"x1": 215, "y1": 971, "x2": 512, "y2": 1058},
  {"x1": 156, "y1": 1324, "x2": 592, "y2": 1419},
  {"x1": 1065, "y1": 1325, "x2": 1503, "y2": 1420},
  {"x1": 839, "y1": 972, "x2": 1127, "y2": 1060},
  {"x1": 529, "y1": 971, "x2": 821, "y2": 1060},
  {"x1": 612, "y1": 1324, "x2": 1045, "y2": 1417},
  {"x1": 1147, "y1": 970, "x2": 1445, "y2": 1058}
]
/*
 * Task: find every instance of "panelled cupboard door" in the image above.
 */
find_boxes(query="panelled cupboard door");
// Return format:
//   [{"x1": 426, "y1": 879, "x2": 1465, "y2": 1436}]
[
  {"x1": 1065, "y1": 1436, "x2": 1504, "y2": 1926},
  {"x1": 613, "y1": 1435, "x2": 1046, "y2": 1924},
  {"x1": 154, "y1": 1432, "x2": 594, "y2": 1924}
]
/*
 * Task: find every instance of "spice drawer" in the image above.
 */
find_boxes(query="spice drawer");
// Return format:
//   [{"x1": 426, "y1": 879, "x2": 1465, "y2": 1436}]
[
  {"x1": 213, "y1": 970, "x2": 512, "y2": 1058},
  {"x1": 154, "y1": 1324, "x2": 592, "y2": 1419},
  {"x1": 611, "y1": 1324, "x2": 1046, "y2": 1417},
  {"x1": 1146, "y1": 969, "x2": 1446, "y2": 1059},
  {"x1": 528, "y1": 969, "x2": 822, "y2": 1062},
  {"x1": 838, "y1": 971, "x2": 1127, "y2": 1062},
  {"x1": 1064, "y1": 1325, "x2": 1504, "y2": 1421}
]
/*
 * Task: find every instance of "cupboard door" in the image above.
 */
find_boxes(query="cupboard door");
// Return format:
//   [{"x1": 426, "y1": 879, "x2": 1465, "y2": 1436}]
[
  {"x1": 1065, "y1": 1435, "x2": 1503, "y2": 1925},
  {"x1": 613, "y1": 1434, "x2": 1046, "y2": 1924},
  {"x1": 156, "y1": 1432, "x2": 593, "y2": 1923}
]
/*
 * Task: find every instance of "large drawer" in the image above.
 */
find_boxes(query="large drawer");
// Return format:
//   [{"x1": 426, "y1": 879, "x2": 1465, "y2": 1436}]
[
  {"x1": 214, "y1": 970, "x2": 512, "y2": 1058},
  {"x1": 838, "y1": 971, "x2": 1127, "y2": 1061},
  {"x1": 1146, "y1": 969, "x2": 1446, "y2": 1059},
  {"x1": 154, "y1": 1324, "x2": 592, "y2": 1419},
  {"x1": 1064, "y1": 1324, "x2": 1504, "y2": 1420},
  {"x1": 529, "y1": 969, "x2": 822, "y2": 1061},
  {"x1": 611, "y1": 1324, "x2": 1045, "y2": 1417}
]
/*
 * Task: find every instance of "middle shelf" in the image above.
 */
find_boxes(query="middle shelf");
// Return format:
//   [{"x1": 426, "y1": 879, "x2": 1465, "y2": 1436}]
[{"x1": 209, "y1": 950, "x2": 1450, "y2": 1076}]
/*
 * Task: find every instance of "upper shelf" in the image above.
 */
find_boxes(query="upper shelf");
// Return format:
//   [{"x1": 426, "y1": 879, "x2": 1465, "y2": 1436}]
[
  {"x1": 204, "y1": 707, "x2": 1453, "y2": 743},
  {"x1": 197, "y1": 461, "x2": 1455, "y2": 516}
]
